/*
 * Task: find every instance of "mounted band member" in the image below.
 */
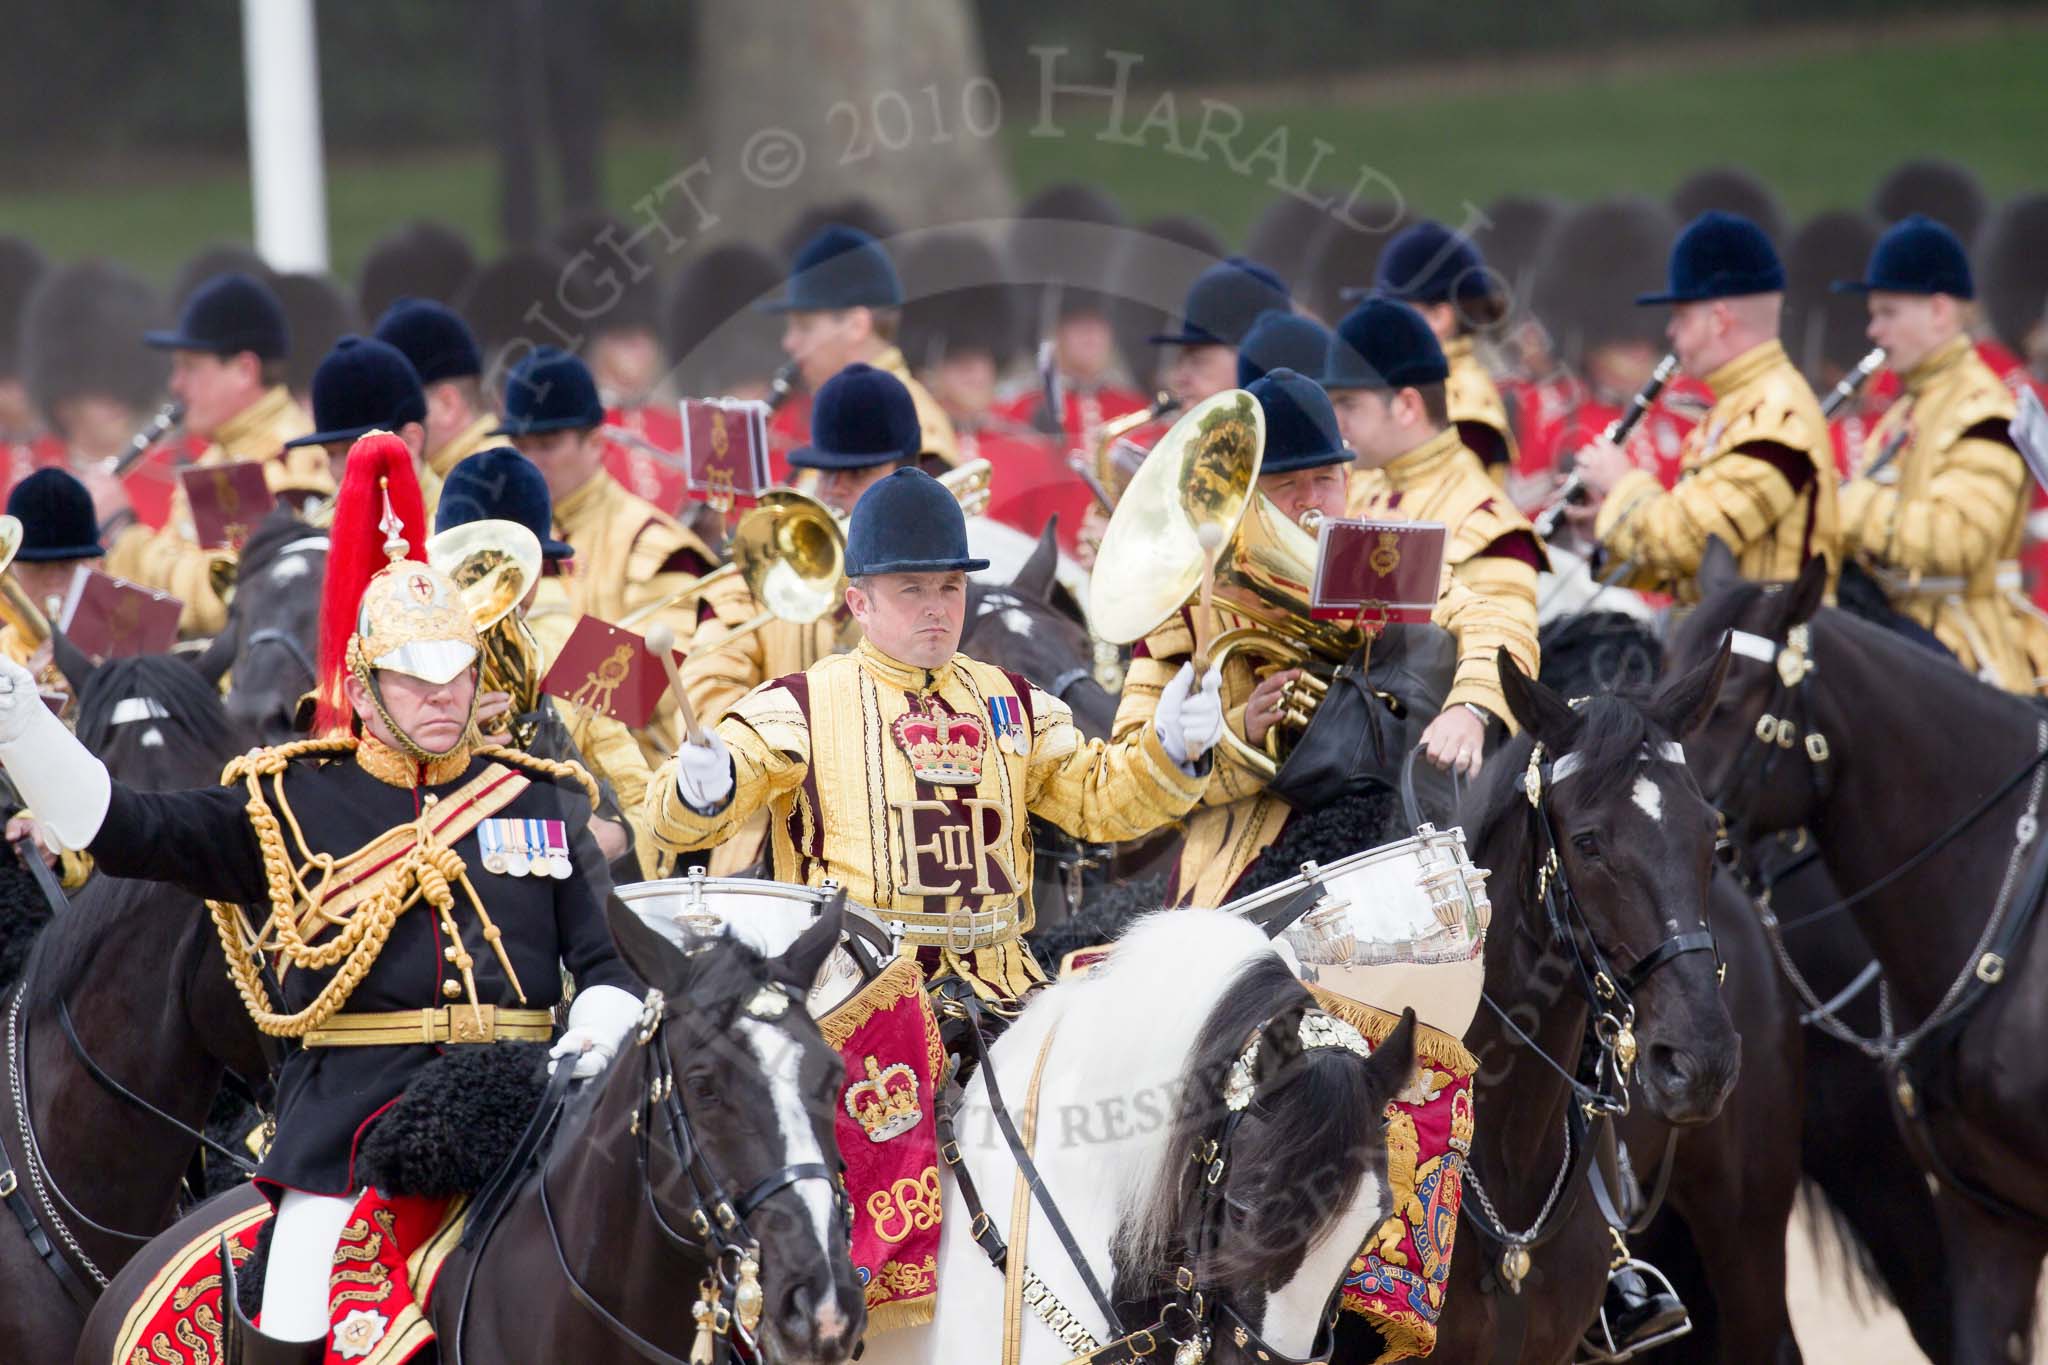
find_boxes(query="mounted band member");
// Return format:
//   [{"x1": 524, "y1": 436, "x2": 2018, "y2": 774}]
[
  {"x1": 647, "y1": 466, "x2": 1224, "y2": 1007},
  {"x1": 0, "y1": 432, "x2": 641, "y2": 1358},
  {"x1": 282, "y1": 334, "x2": 429, "y2": 500},
  {"x1": 1330, "y1": 297, "x2": 1544, "y2": 773},
  {"x1": 1831, "y1": 215, "x2": 2048, "y2": 692},
  {"x1": 1572, "y1": 211, "x2": 1841, "y2": 596},
  {"x1": 372, "y1": 298, "x2": 501, "y2": 514},
  {"x1": 102, "y1": 273, "x2": 329, "y2": 636}
]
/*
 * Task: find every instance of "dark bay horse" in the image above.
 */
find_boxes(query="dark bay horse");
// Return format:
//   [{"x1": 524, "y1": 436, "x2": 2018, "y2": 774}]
[
  {"x1": 0, "y1": 655, "x2": 266, "y2": 1362},
  {"x1": 80, "y1": 899, "x2": 865, "y2": 1365},
  {"x1": 1667, "y1": 540, "x2": 2048, "y2": 1364},
  {"x1": 190, "y1": 507, "x2": 329, "y2": 745},
  {"x1": 1341, "y1": 647, "x2": 1743, "y2": 1363}
]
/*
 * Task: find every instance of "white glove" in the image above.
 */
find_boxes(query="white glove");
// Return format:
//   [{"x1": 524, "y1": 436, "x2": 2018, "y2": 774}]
[
  {"x1": 548, "y1": 984, "x2": 644, "y2": 1080},
  {"x1": 1154, "y1": 662, "x2": 1225, "y2": 770},
  {"x1": 0, "y1": 657, "x2": 109, "y2": 849},
  {"x1": 0, "y1": 656, "x2": 41, "y2": 745},
  {"x1": 672, "y1": 730, "x2": 734, "y2": 810}
]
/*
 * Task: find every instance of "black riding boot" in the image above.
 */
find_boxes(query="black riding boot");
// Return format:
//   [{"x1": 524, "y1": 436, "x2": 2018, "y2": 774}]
[
  {"x1": 1597, "y1": 1262, "x2": 1688, "y2": 1357},
  {"x1": 220, "y1": 1234, "x2": 326, "y2": 1365}
]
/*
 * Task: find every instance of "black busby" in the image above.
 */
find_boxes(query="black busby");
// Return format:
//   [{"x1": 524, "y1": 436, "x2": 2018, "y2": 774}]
[
  {"x1": 1249, "y1": 367, "x2": 1348, "y2": 474},
  {"x1": 1324, "y1": 297, "x2": 1449, "y2": 392},
  {"x1": 1977, "y1": 193, "x2": 2048, "y2": 357},
  {"x1": 1873, "y1": 159, "x2": 1989, "y2": 246},
  {"x1": 374, "y1": 298, "x2": 483, "y2": 387},
  {"x1": 1834, "y1": 214, "x2": 1973, "y2": 300},
  {"x1": 273, "y1": 273, "x2": 359, "y2": 398},
  {"x1": 1784, "y1": 210, "x2": 1883, "y2": 379},
  {"x1": 1529, "y1": 197, "x2": 1677, "y2": 369},
  {"x1": 1636, "y1": 211, "x2": 1785, "y2": 307},
  {"x1": 1244, "y1": 193, "x2": 1340, "y2": 275},
  {"x1": 20, "y1": 260, "x2": 168, "y2": 430},
  {"x1": 146, "y1": 271, "x2": 290, "y2": 361},
  {"x1": 458, "y1": 247, "x2": 570, "y2": 382},
  {"x1": 493, "y1": 345, "x2": 604, "y2": 437},
  {"x1": 435, "y1": 446, "x2": 574, "y2": 560},
  {"x1": 788, "y1": 363, "x2": 920, "y2": 471},
  {"x1": 358, "y1": 219, "x2": 479, "y2": 323},
  {"x1": 661, "y1": 243, "x2": 785, "y2": 398},
  {"x1": 1670, "y1": 167, "x2": 1788, "y2": 253},
  {"x1": 761, "y1": 226, "x2": 903, "y2": 314},
  {"x1": 6, "y1": 468, "x2": 102, "y2": 561},
  {"x1": 1237, "y1": 311, "x2": 1330, "y2": 388},
  {"x1": 549, "y1": 209, "x2": 661, "y2": 338},
  {"x1": 1009, "y1": 181, "x2": 1126, "y2": 333},
  {"x1": 1474, "y1": 195, "x2": 1563, "y2": 306},
  {"x1": 283, "y1": 337, "x2": 427, "y2": 448},
  {"x1": 170, "y1": 244, "x2": 273, "y2": 310},
  {"x1": 1112, "y1": 214, "x2": 1229, "y2": 387},
  {"x1": 843, "y1": 467, "x2": 989, "y2": 577},
  {"x1": 1302, "y1": 206, "x2": 1414, "y2": 327},
  {"x1": 778, "y1": 197, "x2": 901, "y2": 267},
  {"x1": 0, "y1": 237, "x2": 48, "y2": 381},
  {"x1": 899, "y1": 231, "x2": 1020, "y2": 374}
]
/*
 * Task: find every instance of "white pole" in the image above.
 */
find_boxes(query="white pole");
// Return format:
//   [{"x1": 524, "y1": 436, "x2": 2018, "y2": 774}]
[{"x1": 240, "y1": 0, "x2": 330, "y2": 274}]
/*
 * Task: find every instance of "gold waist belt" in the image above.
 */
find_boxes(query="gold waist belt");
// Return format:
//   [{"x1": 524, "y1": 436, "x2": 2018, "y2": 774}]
[
  {"x1": 299, "y1": 1004, "x2": 555, "y2": 1048},
  {"x1": 875, "y1": 902, "x2": 1022, "y2": 952}
]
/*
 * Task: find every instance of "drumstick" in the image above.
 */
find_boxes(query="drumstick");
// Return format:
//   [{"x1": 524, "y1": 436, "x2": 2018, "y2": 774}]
[
  {"x1": 1192, "y1": 522, "x2": 1224, "y2": 672},
  {"x1": 643, "y1": 623, "x2": 707, "y2": 747}
]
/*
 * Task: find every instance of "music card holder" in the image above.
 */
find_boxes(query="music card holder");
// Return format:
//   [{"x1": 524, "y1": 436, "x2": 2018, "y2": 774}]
[
  {"x1": 539, "y1": 615, "x2": 678, "y2": 731},
  {"x1": 180, "y1": 460, "x2": 277, "y2": 551},
  {"x1": 57, "y1": 566, "x2": 182, "y2": 658},
  {"x1": 1309, "y1": 518, "x2": 1448, "y2": 636},
  {"x1": 680, "y1": 398, "x2": 771, "y2": 514}
]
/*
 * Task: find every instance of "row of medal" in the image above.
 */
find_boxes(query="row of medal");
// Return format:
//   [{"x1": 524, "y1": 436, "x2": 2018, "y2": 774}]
[{"x1": 479, "y1": 817, "x2": 574, "y2": 879}]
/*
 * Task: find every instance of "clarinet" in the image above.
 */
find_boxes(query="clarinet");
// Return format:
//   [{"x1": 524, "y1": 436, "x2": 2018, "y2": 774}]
[
  {"x1": 1821, "y1": 347, "x2": 1886, "y2": 419},
  {"x1": 1534, "y1": 353, "x2": 1679, "y2": 539},
  {"x1": 108, "y1": 401, "x2": 184, "y2": 477},
  {"x1": 764, "y1": 360, "x2": 801, "y2": 413}
]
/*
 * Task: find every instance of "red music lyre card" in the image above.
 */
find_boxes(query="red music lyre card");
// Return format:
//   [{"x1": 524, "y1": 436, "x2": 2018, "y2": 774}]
[
  {"x1": 181, "y1": 461, "x2": 276, "y2": 550},
  {"x1": 1309, "y1": 519, "x2": 1447, "y2": 625},
  {"x1": 57, "y1": 567, "x2": 182, "y2": 658},
  {"x1": 540, "y1": 616, "x2": 680, "y2": 730},
  {"x1": 680, "y1": 398, "x2": 771, "y2": 510}
]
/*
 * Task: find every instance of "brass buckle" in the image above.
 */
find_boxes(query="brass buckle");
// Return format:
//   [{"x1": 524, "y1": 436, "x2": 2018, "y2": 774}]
[
  {"x1": 1805, "y1": 732, "x2": 1830, "y2": 764},
  {"x1": 448, "y1": 1005, "x2": 495, "y2": 1044},
  {"x1": 0, "y1": 1168, "x2": 15, "y2": 1198},
  {"x1": 940, "y1": 1140, "x2": 962, "y2": 1165},
  {"x1": 1977, "y1": 953, "x2": 2006, "y2": 985}
]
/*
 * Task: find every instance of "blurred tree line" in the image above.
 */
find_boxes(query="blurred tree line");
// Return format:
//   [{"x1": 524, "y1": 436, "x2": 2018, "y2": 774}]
[{"x1": 0, "y1": 0, "x2": 2025, "y2": 174}]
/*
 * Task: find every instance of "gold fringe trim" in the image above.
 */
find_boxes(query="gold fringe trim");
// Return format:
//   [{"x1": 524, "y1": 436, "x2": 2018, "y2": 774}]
[
  {"x1": 818, "y1": 954, "x2": 927, "y2": 1052},
  {"x1": 1308, "y1": 984, "x2": 1478, "y2": 1078},
  {"x1": 862, "y1": 1292, "x2": 937, "y2": 1336}
]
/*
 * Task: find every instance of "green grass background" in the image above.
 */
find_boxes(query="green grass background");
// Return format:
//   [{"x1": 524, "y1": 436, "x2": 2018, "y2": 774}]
[{"x1": 2, "y1": 22, "x2": 2042, "y2": 285}]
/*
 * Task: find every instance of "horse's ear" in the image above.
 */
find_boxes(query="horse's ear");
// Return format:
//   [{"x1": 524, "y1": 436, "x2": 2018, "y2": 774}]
[
  {"x1": 774, "y1": 890, "x2": 843, "y2": 993},
  {"x1": 604, "y1": 894, "x2": 689, "y2": 997},
  {"x1": 1361, "y1": 1008, "x2": 1419, "y2": 1109},
  {"x1": 1779, "y1": 553, "x2": 1829, "y2": 629},
  {"x1": 189, "y1": 628, "x2": 237, "y2": 688},
  {"x1": 1011, "y1": 518, "x2": 1061, "y2": 604},
  {"x1": 1652, "y1": 632, "x2": 1732, "y2": 738},
  {"x1": 47, "y1": 630, "x2": 96, "y2": 698},
  {"x1": 1696, "y1": 537, "x2": 1740, "y2": 597},
  {"x1": 1497, "y1": 646, "x2": 1574, "y2": 745}
]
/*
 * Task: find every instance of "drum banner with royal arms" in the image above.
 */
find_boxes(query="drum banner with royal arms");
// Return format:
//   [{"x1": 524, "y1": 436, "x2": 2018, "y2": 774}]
[{"x1": 818, "y1": 954, "x2": 948, "y2": 1333}]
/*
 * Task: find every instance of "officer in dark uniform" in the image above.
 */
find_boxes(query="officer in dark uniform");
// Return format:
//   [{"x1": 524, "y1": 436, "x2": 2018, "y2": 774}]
[{"x1": 0, "y1": 432, "x2": 641, "y2": 1357}]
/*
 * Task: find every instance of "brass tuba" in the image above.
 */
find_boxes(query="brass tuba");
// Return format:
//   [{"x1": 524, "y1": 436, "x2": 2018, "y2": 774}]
[
  {"x1": 1090, "y1": 392, "x2": 1180, "y2": 505},
  {"x1": 1088, "y1": 392, "x2": 1364, "y2": 780},
  {"x1": 0, "y1": 516, "x2": 53, "y2": 650},
  {"x1": 425, "y1": 519, "x2": 546, "y2": 746},
  {"x1": 615, "y1": 489, "x2": 846, "y2": 654}
]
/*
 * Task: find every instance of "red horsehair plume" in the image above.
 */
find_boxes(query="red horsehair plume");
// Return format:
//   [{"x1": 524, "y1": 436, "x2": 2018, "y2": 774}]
[{"x1": 314, "y1": 432, "x2": 426, "y2": 734}]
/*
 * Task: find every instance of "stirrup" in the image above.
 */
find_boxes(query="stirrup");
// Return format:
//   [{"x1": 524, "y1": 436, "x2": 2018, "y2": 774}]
[{"x1": 1575, "y1": 1258, "x2": 1693, "y2": 1364}]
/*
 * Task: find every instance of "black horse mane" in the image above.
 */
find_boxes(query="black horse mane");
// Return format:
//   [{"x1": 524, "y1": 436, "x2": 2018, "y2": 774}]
[
  {"x1": 1115, "y1": 950, "x2": 1380, "y2": 1295},
  {"x1": 74, "y1": 654, "x2": 241, "y2": 774},
  {"x1": 1537, "y1": 610, "x2": 1663, "y2": 698}
]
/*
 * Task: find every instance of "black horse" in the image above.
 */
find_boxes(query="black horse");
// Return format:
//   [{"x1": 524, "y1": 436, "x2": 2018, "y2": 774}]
[
  {"x1": 0, "y1": 655, "x2": 265, "y2": 1362},
  {"x1": 1353, "y1": 647, "x2": 1743, "y2": 1363},
  {"x1": 191, "y1": 507, "x2": 329, "y2": 745},
  {"x1": 79, "y1": 900, "x2": 865, "y2": 1365},
  {"x1": 1668, "y1": 539, "x2": 2048, "y2": 1364}
]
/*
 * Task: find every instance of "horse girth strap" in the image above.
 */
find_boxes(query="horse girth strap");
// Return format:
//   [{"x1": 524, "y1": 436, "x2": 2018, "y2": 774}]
[{"x1": 1003, "y1": 1026, "x2": 1061, "y2": 1365}]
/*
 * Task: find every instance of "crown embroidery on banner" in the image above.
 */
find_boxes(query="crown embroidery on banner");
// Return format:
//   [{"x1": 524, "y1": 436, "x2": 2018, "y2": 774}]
[
  {"x1": 891, "y1": 697, "x2": 984, "y2": 785},
  {"x1": 845, "y1": 1054, "x2": 924, "y2": 1144}
]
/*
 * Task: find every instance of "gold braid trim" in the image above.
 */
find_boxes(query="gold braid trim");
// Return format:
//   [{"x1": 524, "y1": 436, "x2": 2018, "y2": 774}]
[
  {"x1": 473, "y1": 743, "x2": 601, "y2": 811},
  {"x1": 206, "y1": 736, "x2": 532, "y2": 1038},
  {"x1": 1308, "y1": 984, "x2": 1479, "y2": 1077}
]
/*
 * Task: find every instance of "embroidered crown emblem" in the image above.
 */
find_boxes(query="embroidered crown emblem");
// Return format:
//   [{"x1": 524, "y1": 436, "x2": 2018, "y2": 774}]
[
  {"x1": 891, "y1": 702, "x2": 984, "y2": 785},
  {"x1": 844, "y1": 1054, "x2": 923, "y2": 1143}
]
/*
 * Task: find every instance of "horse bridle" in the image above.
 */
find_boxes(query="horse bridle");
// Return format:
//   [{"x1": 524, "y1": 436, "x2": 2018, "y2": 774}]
[
  {"x1": 1705, "y1": 626, "x2": 1835, "y2": 857},
  {"x1": 529, "y1": 984, "x2": 849, "y2": 1365},
  {"x1": 936, "y1": 992, "x2": 1363, "y2": 1365},
  {"x1": 242, "y1": 627, "x2": 317, "y2": 693}
]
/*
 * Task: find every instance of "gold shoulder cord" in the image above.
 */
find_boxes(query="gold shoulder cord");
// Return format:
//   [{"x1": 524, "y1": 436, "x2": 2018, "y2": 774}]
[
  {"x1": 206, "y1": 738, "x2": 595, "y2": 1039},
  {"x1": 473, "y1": 743, "x2": 602, "y2": 811}
]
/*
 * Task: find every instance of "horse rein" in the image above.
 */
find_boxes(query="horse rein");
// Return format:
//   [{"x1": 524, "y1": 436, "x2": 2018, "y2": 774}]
[
  {"x1": 522, "y1": 984, "x2": 848, "y2": 1365},
  {"x1": 936, "y1": 991, "x2": 1355, "y2": 1365}
]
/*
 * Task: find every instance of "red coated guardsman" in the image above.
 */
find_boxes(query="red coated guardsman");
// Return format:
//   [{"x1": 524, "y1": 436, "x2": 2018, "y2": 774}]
[{"x1": 0, "y1": 432, "x2": 642, "y2": 1360}]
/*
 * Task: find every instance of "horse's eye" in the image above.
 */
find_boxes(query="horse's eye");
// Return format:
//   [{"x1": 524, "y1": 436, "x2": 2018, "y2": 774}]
[
  {"x1": 685, "y1": 1072, "x2": 722, "y2": 1105},
  {"x1": 1572, "y1": 833, "x2": 1601, "y2": 859}
]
